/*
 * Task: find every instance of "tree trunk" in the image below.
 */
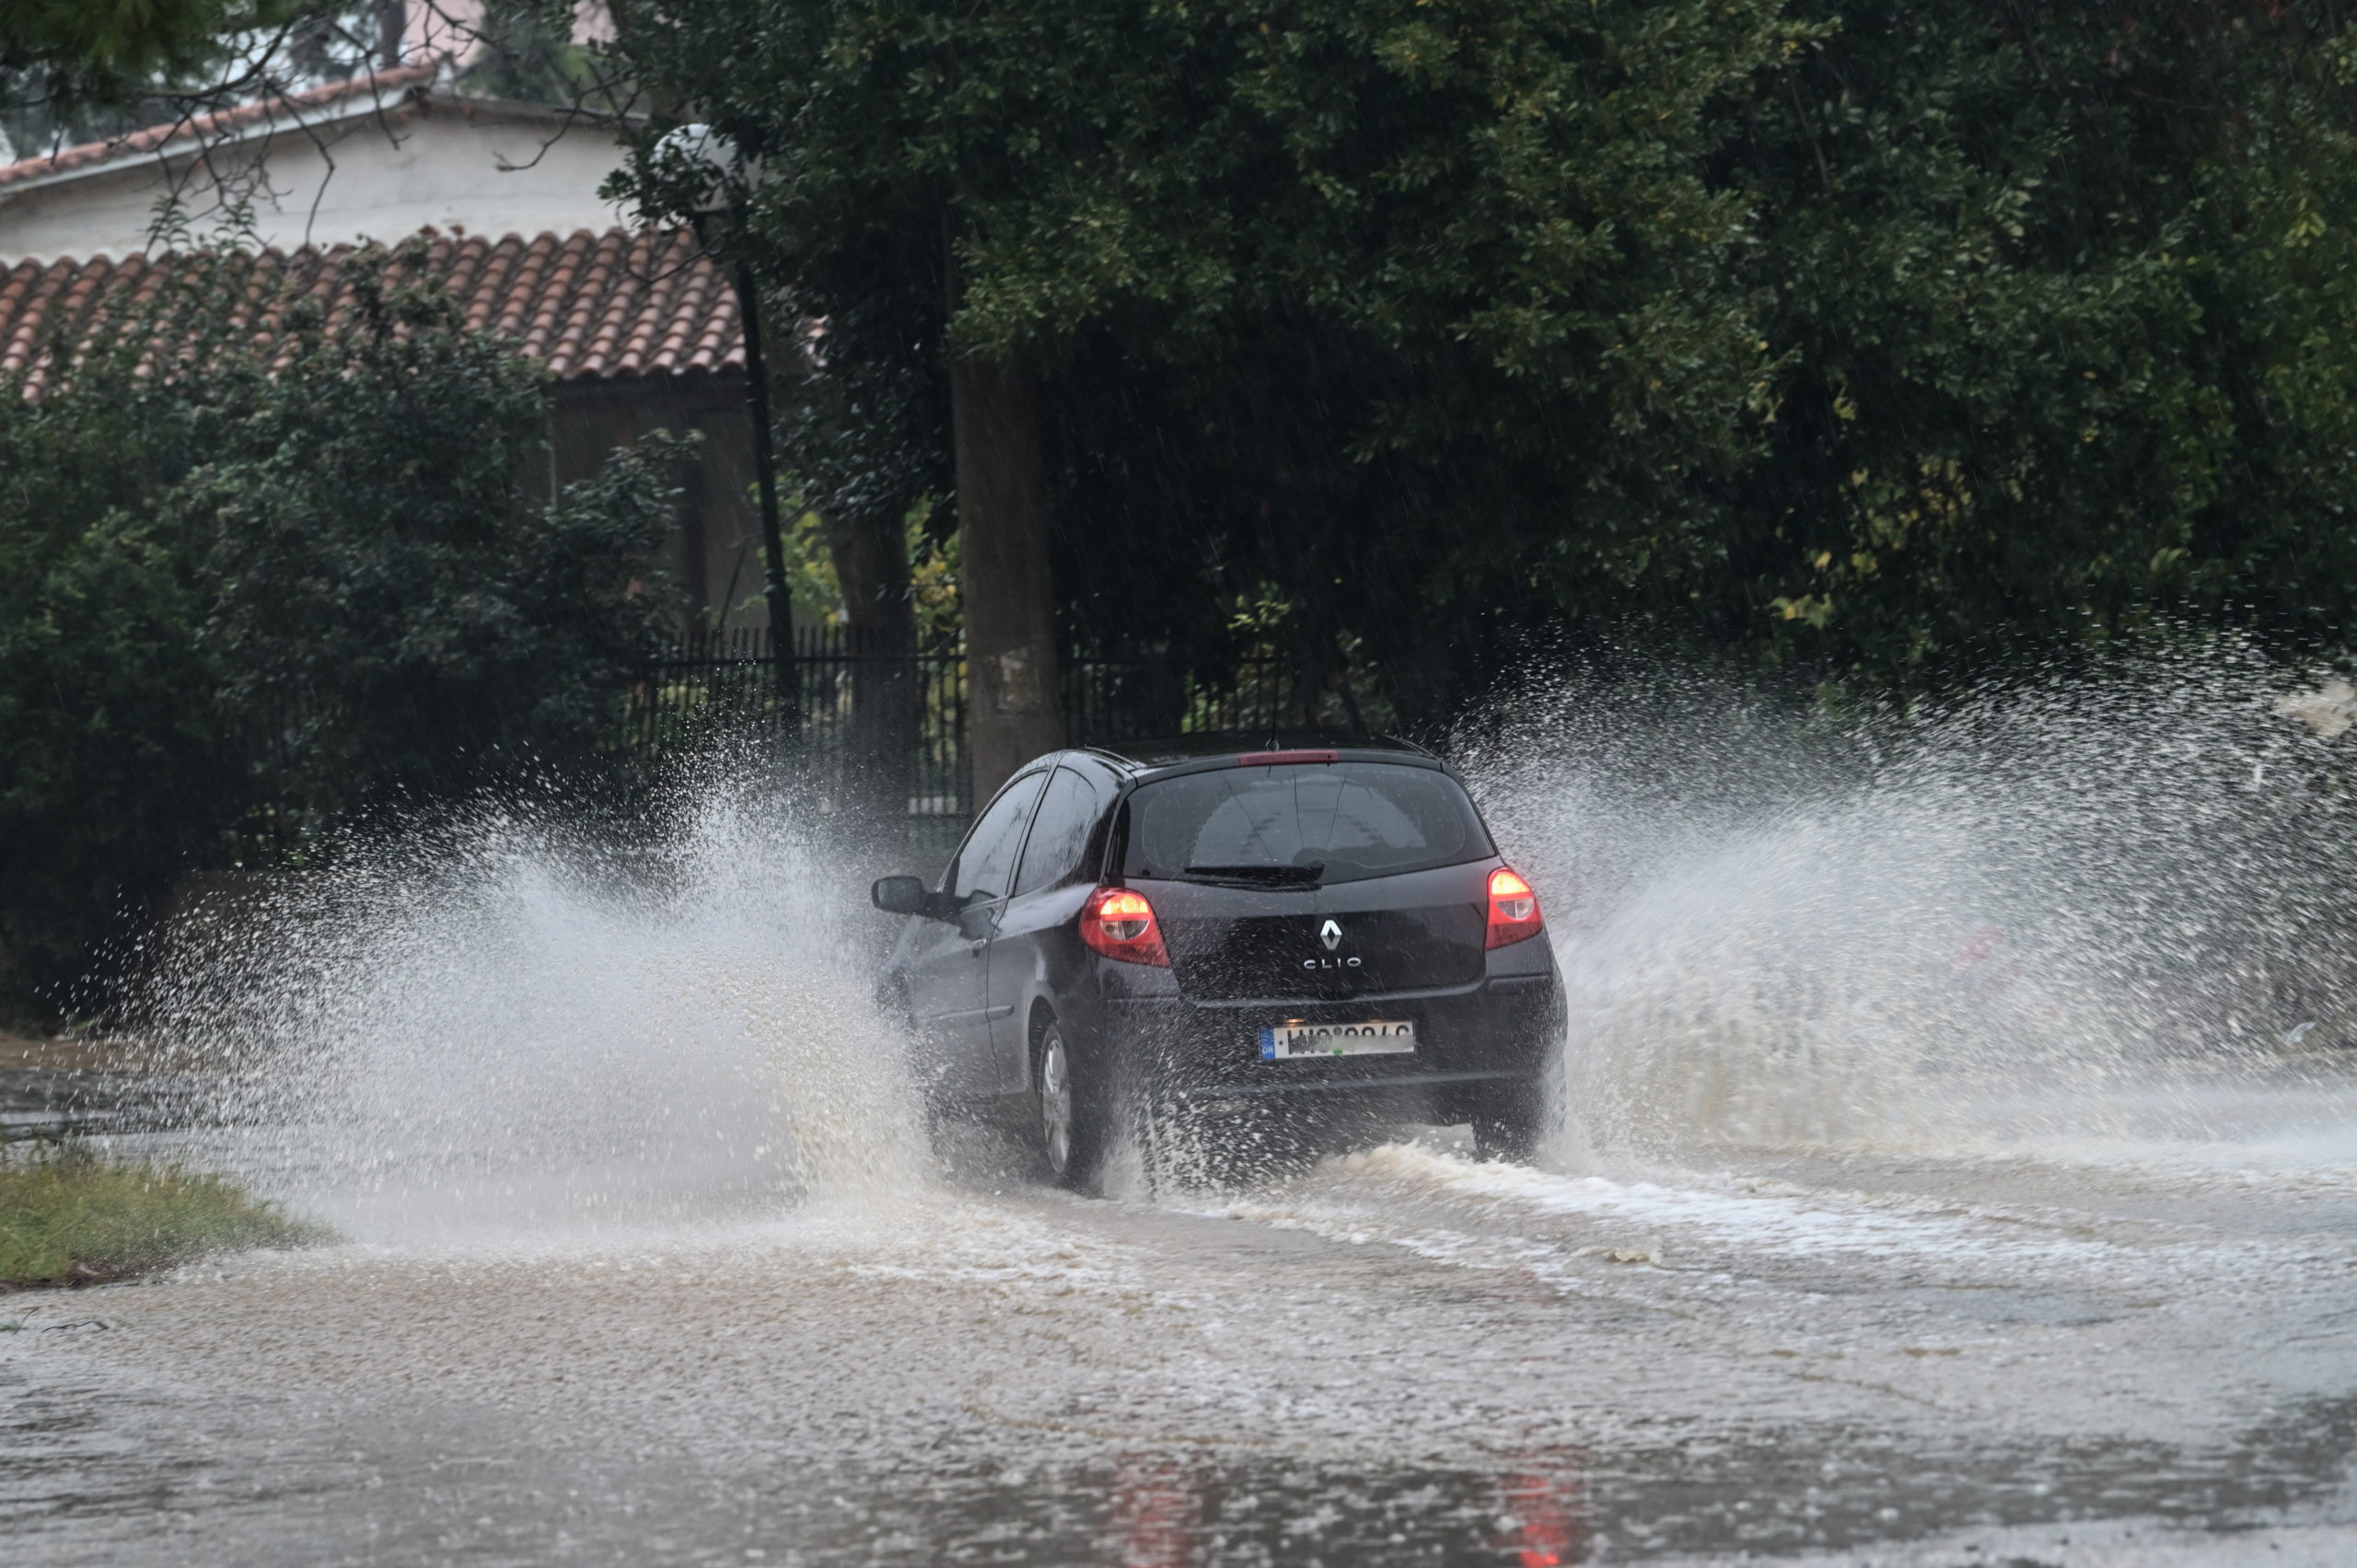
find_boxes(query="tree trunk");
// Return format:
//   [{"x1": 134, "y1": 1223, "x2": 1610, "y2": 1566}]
[
  {"x1": 952, "y1": 353, "x2": 1063, "y2": 805},
  {"x1": 377, "y1": 0, "x2": 406, "y2": 68},
  {"x1": 819, "y1": 507, "x2": 918, "y2": 822}
]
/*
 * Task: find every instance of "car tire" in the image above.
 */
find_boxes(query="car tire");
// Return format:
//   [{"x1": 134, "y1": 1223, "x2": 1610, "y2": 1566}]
[
  {"x1": 1035, "y1": 1019, "x2": 1113, "y2": 1191},
  {"x1": 1471, "y1": 1083, "x2": 1545, "y2": 1164}
]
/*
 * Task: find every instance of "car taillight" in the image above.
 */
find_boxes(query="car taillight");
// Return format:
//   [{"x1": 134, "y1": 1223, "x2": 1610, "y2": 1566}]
[
  {"x1": 1485, "y1": 866, "x2": 1544, "y2": 949},
  {"x1": 1082, "y1": 886, "x2": 1171, "y2": 966}
]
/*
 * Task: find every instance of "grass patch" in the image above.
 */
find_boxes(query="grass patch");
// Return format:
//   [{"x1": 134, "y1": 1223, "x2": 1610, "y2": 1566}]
[{"x1": 0, "y1": 1144, "x2": 329, "y2": 1287}]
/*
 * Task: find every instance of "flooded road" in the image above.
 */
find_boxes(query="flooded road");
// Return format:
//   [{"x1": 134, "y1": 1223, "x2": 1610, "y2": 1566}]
[
  {"x1": 10, "y1": 1086, "x2": 2357, "y2": 1566},
  {"x1": 17, "y1": 670, "x2": 2357, "y2": 1563}
]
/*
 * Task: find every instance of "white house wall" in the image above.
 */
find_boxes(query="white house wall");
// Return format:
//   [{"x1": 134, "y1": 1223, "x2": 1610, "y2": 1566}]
[{"x1": 0, "y1": 99, "x2": 634, "y2": 263}]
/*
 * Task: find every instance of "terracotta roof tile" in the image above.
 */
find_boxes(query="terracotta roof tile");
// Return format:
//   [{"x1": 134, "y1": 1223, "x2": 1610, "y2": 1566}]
[{"x1": 0, "y1": 228, "x2": 745, "y2": 387}]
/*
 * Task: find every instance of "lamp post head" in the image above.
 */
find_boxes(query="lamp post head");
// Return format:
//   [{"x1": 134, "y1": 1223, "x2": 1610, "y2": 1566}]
[{"x1": 651, "y1": 123, "x2": 760, "y2": 217}]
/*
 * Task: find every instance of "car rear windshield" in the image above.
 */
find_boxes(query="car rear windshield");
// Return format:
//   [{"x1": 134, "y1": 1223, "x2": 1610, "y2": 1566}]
[{"x1": 1120, "y1": 762, "x2": 1493, "y2": 886}]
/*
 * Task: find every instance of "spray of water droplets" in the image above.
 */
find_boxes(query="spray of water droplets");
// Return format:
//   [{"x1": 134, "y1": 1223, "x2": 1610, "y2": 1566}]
[
  {"x1": 137, "y1": 753, "x2": 930, "y2": 1243},
  {"x1": 121, "y1": 642, "x2": 2357, "y2": 1237},
  {"x1": 1459, "y1": 642, "x2": 2357, "y2": 1161}
]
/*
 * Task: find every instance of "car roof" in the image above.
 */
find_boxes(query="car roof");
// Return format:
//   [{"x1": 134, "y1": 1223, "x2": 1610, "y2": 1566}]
[{"x1": 1067, "y1": 731, "x2": 1446, "y2": 780}]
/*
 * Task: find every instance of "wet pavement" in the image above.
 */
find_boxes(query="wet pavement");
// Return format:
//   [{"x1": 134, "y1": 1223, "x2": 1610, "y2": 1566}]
[{"x1": 8, "y1": 1099, "x2": 2357, "y2": 1566}]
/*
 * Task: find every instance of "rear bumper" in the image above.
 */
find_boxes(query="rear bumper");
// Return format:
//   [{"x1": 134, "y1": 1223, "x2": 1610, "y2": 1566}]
[
  {"x1": 1089, "y1": 974, "x2": 1562, "y2": 1113},
  {"x1": 1164, "y1": 1068, "x2": 1527, "y2": 1132}
]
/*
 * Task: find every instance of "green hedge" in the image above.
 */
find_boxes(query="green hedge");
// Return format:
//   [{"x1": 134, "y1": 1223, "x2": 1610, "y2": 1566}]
[{"x1": 0, "y1": 240, "x2": 684, "y2": 1018}]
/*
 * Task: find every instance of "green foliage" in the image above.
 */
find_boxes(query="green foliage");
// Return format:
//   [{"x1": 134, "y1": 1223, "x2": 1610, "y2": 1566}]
[
  {"x1": 0, "y1": 1, "x2": 294, "y2": 93},
  {"x1": 0, "y1": 242, "x2": 681, "y2": 1015},
  {"x1": 0, "y1": 312, "x2": 239, "y2": 1008},
  {"x1": 779, "y1": 494, "x2": 961, "y2": 642},
  {"x1": 612, "y1": 0, "x2": 1801, "y2": 700},
  {"x1": 458, "y1": 0, "x2": 632, "y2": 110},
  {"x1": 1727, "y1": 0, "x2": 2357, "y2": 683},
  {"x1": 615, "y1": 0, "x2": 2357, "y2": 708},
  {"x1": 0, "y1": 0, "x2": 324, "y2": 151},
  {"x1": 0, "y1": 1142, "x2": 326, "y2": 1284}
]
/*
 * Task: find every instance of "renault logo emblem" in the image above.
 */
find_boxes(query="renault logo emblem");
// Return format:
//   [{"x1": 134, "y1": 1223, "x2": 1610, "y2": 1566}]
[{"x1": 1318, "y1": 918, "x2": 1342, "y2": 951}]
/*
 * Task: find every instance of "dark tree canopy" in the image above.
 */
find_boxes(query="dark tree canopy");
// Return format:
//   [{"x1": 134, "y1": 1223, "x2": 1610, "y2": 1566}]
[
  {"x1": 611, "y1": 0, "x2": 2357, "y2": 710},
  {"x1": 1727, "y1": 0, "x2": 2357, "y2": 682},
  {"x1": 0, "y1": 1, "x2": 287, "y2": 93},
  {"x1": 0, "y1": 0, "x2": 328, "y2": 148},
  {"x1": 610, "y1": 0, "x2": 1794, "y2": 711}
]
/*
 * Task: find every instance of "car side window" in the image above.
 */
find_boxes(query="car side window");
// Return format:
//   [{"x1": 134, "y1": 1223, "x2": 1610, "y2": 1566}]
[
  {"x1": 1013, "y1": 767, "x2": 1106, "y2": 897},
  {"x1": 950, "y1": 771, "x2": 1049, "y2": 903}
]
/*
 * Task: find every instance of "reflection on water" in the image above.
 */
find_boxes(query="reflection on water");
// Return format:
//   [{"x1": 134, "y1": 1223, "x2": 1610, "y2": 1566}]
[
  {"x1": 1068, "y1": 1410, "x2": 2355, "y2": 1565},
  {"x1": 1110, "y1": 1455, "x2": 1200, "y2": 1568},
  {"x1": 1495, "y1": 1453, "x2": 1588, "y2": 1568},
  {"x1": 1101, "y1": 1451, "x2": 1588, "y2": 1566}
]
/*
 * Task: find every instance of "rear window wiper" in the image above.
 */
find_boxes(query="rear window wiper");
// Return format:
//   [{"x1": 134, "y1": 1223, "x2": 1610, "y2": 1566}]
[{"x1": 1182, "y1": 863, "x2": 1325, "y2": 886}]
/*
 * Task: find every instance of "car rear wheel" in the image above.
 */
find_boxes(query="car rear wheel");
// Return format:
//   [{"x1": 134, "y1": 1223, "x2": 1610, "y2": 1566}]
[
  {"x1": 1036, "y1": 1021, "x2": 1076, "y2": 1181},
  {"x1": 1037, "y1": 1018, "x2": 1121, "y2": 1191},
  {"x1": 1471, "y1": 1082, "x2": 1546, "y2": 1164}
]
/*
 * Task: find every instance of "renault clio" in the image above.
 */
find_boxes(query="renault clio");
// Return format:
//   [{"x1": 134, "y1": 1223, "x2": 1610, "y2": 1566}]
[{"x1": 871, "y1": 738, "x2": 1565, "y2": 1189}]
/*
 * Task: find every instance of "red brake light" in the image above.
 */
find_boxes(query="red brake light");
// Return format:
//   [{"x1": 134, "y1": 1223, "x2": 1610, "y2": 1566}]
[
  {"x1": 1083, "y1": 886, "x2": 1171, "y2": 967},
  {"x1": 1237, "y1": 749, "x2": 1341, "y2": 767},
  {"x1": 1486, "y1": 866, "x2": 1544, "y2": 948}
]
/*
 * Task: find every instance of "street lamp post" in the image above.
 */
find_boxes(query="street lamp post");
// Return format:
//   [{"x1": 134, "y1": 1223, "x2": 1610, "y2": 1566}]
[{"x1": 732, "y1": 258, "x2": 797, "y2": 733}]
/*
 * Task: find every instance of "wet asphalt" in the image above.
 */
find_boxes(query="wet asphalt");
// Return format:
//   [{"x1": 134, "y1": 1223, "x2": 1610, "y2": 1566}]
[{"x1": 8, "y1": 1088, "x2": 2357, "y2": 1567}]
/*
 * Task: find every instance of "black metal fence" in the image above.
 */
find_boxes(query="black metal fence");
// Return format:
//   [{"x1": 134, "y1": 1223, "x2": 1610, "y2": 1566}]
[
  {"x1": 631, "y1": 626, "x2": 970, "y2": 818},
  {"x1": 1062, "y1": 656, "x2": 1300, "y2": 749},
  {"x1": 630, "y1": 630, "x2": 1308, "y2": 829}
]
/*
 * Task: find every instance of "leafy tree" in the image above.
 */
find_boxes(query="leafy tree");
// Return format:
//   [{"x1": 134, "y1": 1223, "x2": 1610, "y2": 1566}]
[
  {"x1": 0, "y1": 1, "x2": 331, "y2": 155},
  {"x1": 457, "y1": 0, "x2": 636, "y2": 111},
  {"x1": 612, "y1": 0, "x2": 2357, "y2": 723},
  {"x1": 1724, "y1": 0, "x2": 2357, "y2": 686},
  {"x1": 0, "y1": 2, "x2": 293, "y2": 104},
  {"x1": 0, "y1": 354, "x2": 232, "y2": 1015},
  {"x1": 0, "y1": 244, "x2": 680, "y2": 1018},
  {"x1": 610, "y1": 0, "x2": 1798, "y2": 744}
]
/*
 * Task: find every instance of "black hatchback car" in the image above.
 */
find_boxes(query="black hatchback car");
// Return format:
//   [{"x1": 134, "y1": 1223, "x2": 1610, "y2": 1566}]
[{"x1": 871, "y1": 737, "x2": 1564, "y2": 1189}]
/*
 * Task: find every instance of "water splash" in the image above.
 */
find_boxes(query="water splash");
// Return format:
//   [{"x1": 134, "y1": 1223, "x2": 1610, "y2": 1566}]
[
  {"x1": 139, "y1": 755, "x2": 929, "y2": 1243},
  {"x1": 124, "y1": 644, "x2": 2357, "y2": 1228},
  {"x1": 1460, "y1": 643, "x2": 2357, "y2": 1161}
]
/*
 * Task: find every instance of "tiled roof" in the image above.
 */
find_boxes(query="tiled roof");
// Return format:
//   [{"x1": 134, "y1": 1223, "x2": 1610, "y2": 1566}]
[
  {"x1": 0, "y1": 228, "x2": 744, "y2": 391},
  {"x1": 0, "y1": 66, "x2": 439, "y2": 192}
]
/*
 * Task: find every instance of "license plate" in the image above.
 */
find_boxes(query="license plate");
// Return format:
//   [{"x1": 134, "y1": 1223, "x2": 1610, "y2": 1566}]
[{"x1": 1260, "y1": 1020, "x2": 1417, "y2": 1060}]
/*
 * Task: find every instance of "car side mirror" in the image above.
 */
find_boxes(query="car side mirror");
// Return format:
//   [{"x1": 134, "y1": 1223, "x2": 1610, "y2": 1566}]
[{"x1": 872, "y1": 875, "x2": 931, "y2": 916}]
